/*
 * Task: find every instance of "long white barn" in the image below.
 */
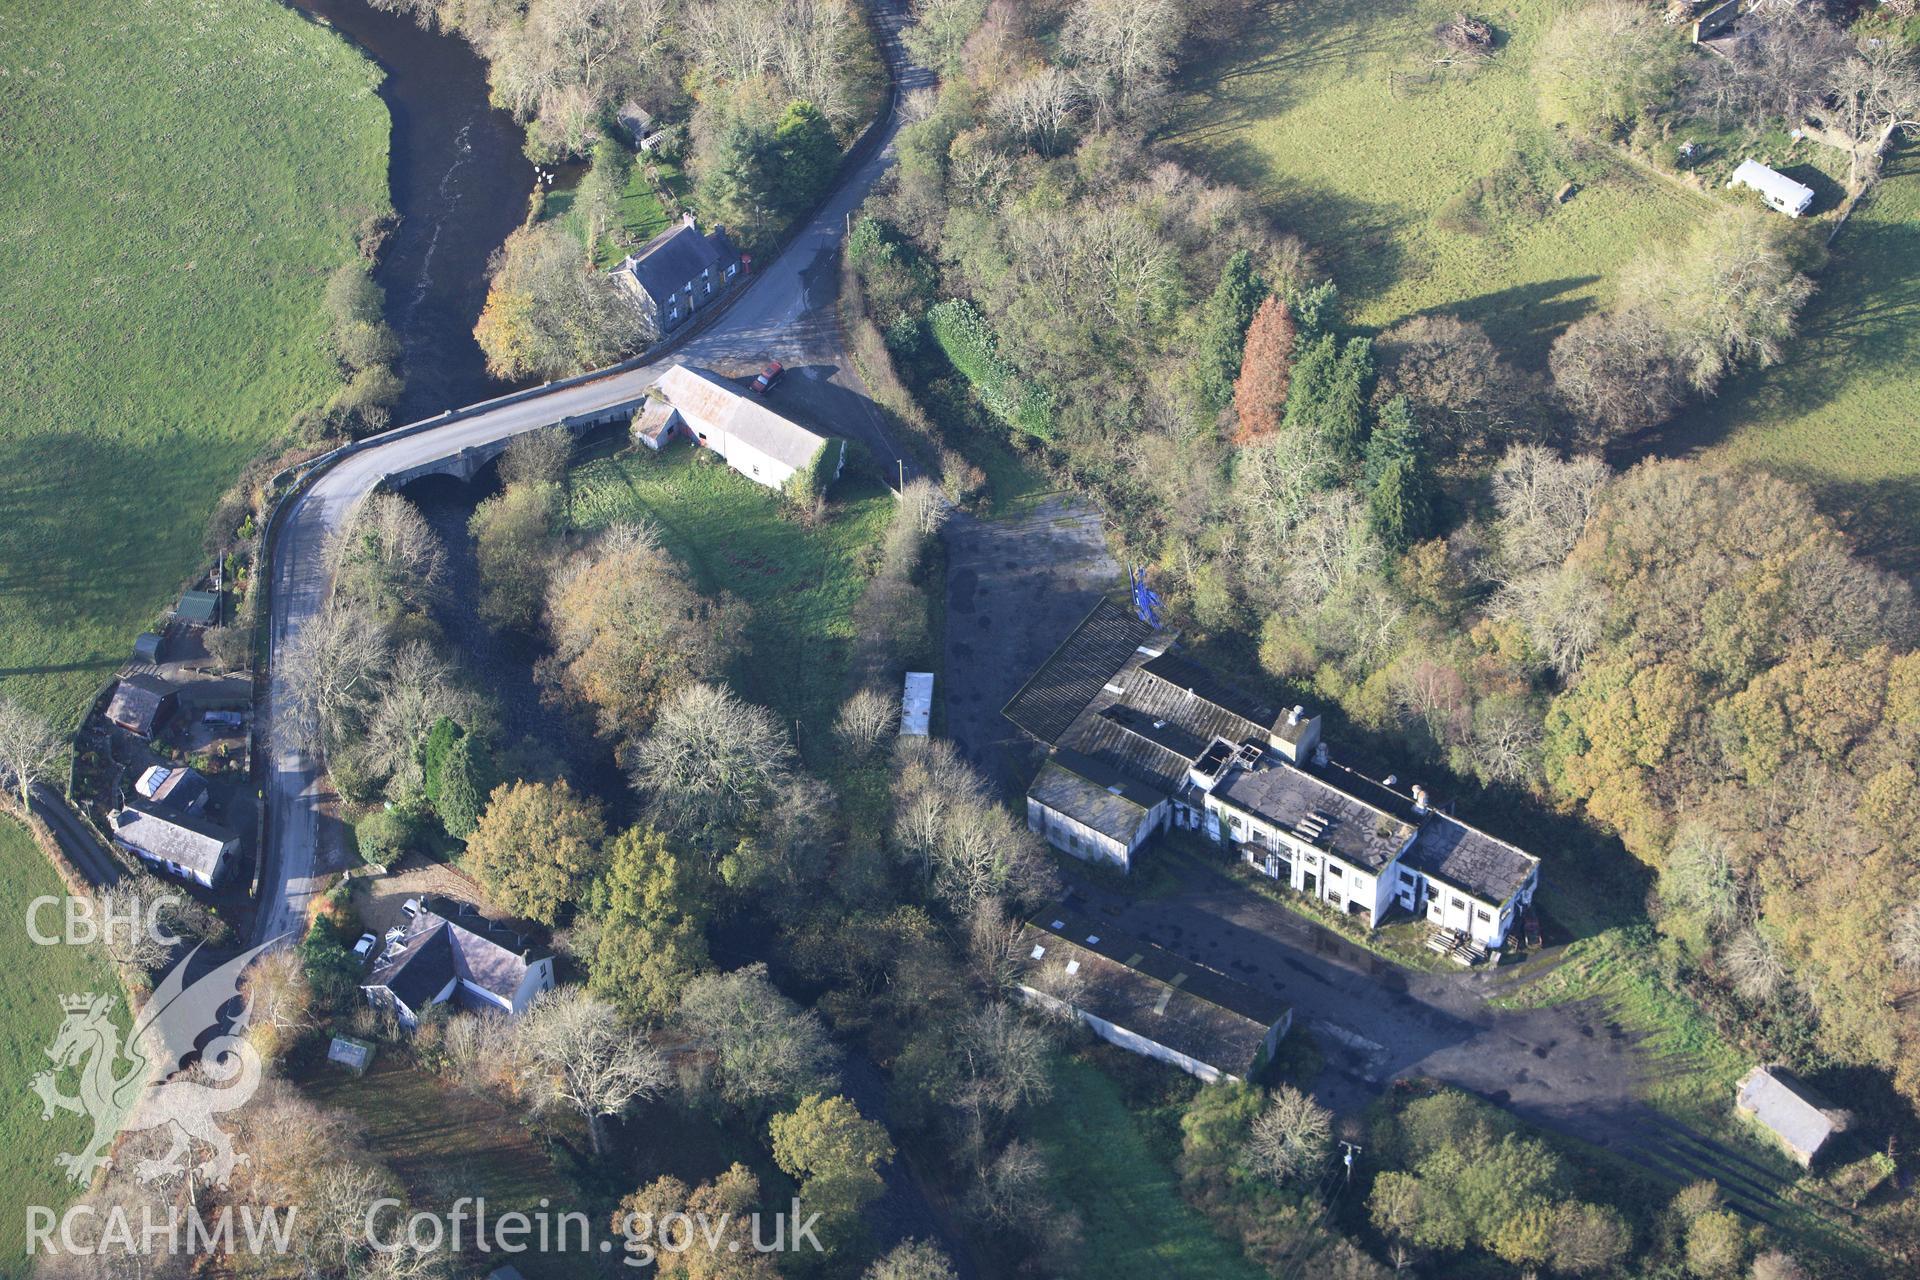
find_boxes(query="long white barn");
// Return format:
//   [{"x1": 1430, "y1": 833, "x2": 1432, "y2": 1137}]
[{"x1": 649, "y1": 364, "x2": 843, "y2": 491}]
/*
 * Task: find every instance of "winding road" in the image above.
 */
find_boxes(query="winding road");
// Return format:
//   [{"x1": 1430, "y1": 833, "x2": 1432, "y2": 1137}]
[{"x1": 254, "y1": 1, "x2": 930, "y2": 949}]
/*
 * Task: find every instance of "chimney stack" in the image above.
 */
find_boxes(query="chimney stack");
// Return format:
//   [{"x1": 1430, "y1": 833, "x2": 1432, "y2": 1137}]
[{"x1": 1412, "y1": 784, "x2": 1429, "y2": 814}]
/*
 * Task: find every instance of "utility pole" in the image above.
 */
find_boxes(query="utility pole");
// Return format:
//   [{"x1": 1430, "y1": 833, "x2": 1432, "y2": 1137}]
[
  {"x1": 1340, "y1": 1141, "x2": 1363, "y2": 1184},
  {"x1": 897, "y1": 458, "x2": 904, "y2": 493}
]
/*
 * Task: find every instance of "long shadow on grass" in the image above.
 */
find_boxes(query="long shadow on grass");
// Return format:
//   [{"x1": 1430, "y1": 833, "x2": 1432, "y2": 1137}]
[
  {"x1": 1157, "y1": 0, "x2": 1419, "y2": 147},
  {"x1": 1440, "y1": 274, "x2": 1603, "y2": 370}
]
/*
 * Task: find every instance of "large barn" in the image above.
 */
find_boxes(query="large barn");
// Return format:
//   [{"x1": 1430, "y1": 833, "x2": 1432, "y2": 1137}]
[{"x1": 651, "y1": 364, "x2": 844, "y2": 492}]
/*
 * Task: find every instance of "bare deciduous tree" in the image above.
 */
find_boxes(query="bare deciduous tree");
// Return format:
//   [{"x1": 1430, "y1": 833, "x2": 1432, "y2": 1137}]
[
  {"x1": 360, "y1": 641, "x2": 476, "y2": 796},
  {"x1": 325, "y1": 490, "x2": 446, "y2": 613},
  {"x1": 992, "y1": 67, "x2": 1081, "y2": 154},
  {"x1": 865, "y1": 1239, "x2": 959, "y2": 1280},
  {"x1": 628, "y1": 682, "x2": 796, "y2": 838},
  {"x1": 1820, "y1": 36, "x2": 1920, "y2": 189},
  {"x1": 517, "y1": 986, "x2": 669, "y2": 1153},
  {"x1": 500, "y1": 423, "x2": 576, "y2": 489},
  {"x1": 1490, "y1": 444, "x2": 1611, "y2": 577},
  {"x1": 1245, "y1": 1084, "x2": 1332, "y2": 1185},
  {"x1": 1063, "y1": 0, "x2": 1186, "y2": 126},
  {"x1": 277, "y1": 603, "x2": 388, "y2": 756},
  {"x1": 1723, "y1": 926, "x2": 1790, "y2": 1001},
  {"x1": 672, "y1": 963, "x2": 838, "y2": 1108},
  {"x1": 834, "y1": 687, "x2": 898, "y2": 754},
  {"x1": 0, "y1": 694, "x2": 63, "y2": 813}
]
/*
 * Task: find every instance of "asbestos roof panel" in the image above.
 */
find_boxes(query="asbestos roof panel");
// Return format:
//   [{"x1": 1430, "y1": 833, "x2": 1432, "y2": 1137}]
[
  {"x1": 1404, "y1": 813, "x2": 1539, "y2": 905},
  {"x1": 1002, "y1": 599, "x2": 1164, "y2": 745},
  {"x1": 1030, "y1": 753, "x2": 1158, "y2": 843},
  {"x1": 1737, "y1": 1066, "x2": 1840, "y2": 1160},
  {"x1": 657, "y1": 364, "x2": 829, "y2": 471},
  {"x1": 1213, "y1": 760, "x2": 1415, "y2": 871},
  {"x1": 1018, "y1": 910, "x2": 1288, "y2": 1074}
]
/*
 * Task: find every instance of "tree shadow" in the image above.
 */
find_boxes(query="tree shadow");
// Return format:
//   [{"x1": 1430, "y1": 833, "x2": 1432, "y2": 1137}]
[
  {"x1": 1423, "y1": 274, "x2": 1603, "y2": 370},
  {"x1": 1155, "y1": 0, "x2": 1420, "y2": 147}
]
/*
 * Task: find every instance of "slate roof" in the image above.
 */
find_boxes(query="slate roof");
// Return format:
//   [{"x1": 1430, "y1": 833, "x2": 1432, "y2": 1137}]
[
  {"x1": 1002, "y1": 599, "x2": 1164, "y2": 745},
  {"x1": 151, "y1": 767, "x2": 209, "y2": 815},
  {"x1": 1018, "y1": 909, "x2": 1288, "y2": 1076},
  {"x1": 620, "y1": 222, "x2": 724, "y2": 310},
  {"x1": 1404, "y1": 812, "x2": 1539, "y2": 905},
  {"x1": 1737, "y1": 1066, "x2": 1844, "y2": 1163},
  {"x1": 1212, "y1": 759, "x2": 1415, "y2": 872},
  {"x1": 106, "y1": 674, "x2": 174, "y2": 735},
  {"x1": 110, "y1": 801, "x2": 235, "y2": 880},
  {"x1": 367, "y1": 904, "x2": 545, "y2": 1014},
  {"x1": 1029, "y1": 751, "x2": 1161, "y2": 844},
  {"x1": 656, "y1": 365, "x2": 830, "y2": 472}
]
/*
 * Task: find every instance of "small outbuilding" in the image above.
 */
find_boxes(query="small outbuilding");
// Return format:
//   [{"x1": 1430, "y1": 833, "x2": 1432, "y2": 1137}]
[
  {"x1": 326, "y1": 1034, "x2": 377, "y2": 1075},
  {"x1": 175, "y1": 590, "x2": 221, "y2": 627},
  {"x1": 1729, "y1": 159, "x2": 1815, "y2": 217},
  {"x1": 1736, "y1": 1065, "x2": 1850, "y2": 1167},
  {"x1": 630, "y1": 396, "x2": 683, "y2": 451},
  {"x1": 900, "y1": 672, "x2": 934, "y2": 736},
  {"x1": 133, "y1": 632, "x2": 164, "y2": 663},
  {"x1": 105, "y1": 674, "x2": 177, "y2": 737}
]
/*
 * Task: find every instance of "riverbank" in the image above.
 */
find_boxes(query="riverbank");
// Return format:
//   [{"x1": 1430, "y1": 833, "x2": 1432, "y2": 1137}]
[
  {"x1": 290, "y1": 0, "x2": 536, "y2": 423},
  {"x1": 0, "y1": 0, "x2": 391, "y2": 727}
]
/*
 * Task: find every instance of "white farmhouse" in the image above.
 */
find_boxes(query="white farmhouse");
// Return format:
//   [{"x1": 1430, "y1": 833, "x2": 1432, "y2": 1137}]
[
  {"x1": 653, "y1": 364, "x2": 843, "y2": 492},
  {"x1": 1006, "y1": 600, "x2": 1541, "y2": 950}
]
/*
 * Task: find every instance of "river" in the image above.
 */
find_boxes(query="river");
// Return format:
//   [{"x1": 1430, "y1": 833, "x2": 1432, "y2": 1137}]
[{"x1": 290, "y1": 0, "x2": 534, "y2": 424}]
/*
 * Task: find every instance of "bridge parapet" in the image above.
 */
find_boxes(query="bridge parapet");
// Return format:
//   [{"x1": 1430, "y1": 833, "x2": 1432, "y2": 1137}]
[{"x1": 379, "y1": 396, "x2": 649, "y2": 488}]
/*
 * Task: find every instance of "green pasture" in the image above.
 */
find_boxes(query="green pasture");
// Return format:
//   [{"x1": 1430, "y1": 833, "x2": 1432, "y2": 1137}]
[
  {"x1": 0, "y1": 820, "x2": 127, "y2": 1267},
  {"x1": 0, "y1": 0, "x2": 390, "y2": 724},
  {"x1": 567, "y1": 446, "x2": 893, "y2": 767},
  {"x1": 1648, "y1": 152, "x2": 1920, "y2": 572},
  {"x1": 1162, "y1": 0, "x2": 1707, "y2": 365}
]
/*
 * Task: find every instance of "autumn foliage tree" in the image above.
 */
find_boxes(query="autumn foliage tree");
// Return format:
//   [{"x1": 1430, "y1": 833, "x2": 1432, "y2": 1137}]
[
  {"x1": 466, "y1": 779, "x2": 608, "y2": 924},
  {"x1": 1231, "y1": 295, "x2": 1297, "y2": 444}
]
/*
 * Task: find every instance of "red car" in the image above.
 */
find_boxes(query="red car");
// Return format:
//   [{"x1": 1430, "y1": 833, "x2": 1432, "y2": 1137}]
[{"x1": 751, "y1": 360, "x2": 783, "y2": 394}]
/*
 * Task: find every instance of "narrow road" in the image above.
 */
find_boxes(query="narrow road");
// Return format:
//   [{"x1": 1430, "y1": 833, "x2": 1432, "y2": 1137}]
[
  {"x1": 255, "y1": 0, "x2": 930, "y2": 949},
  {"x1": 29, "y1": 782, "x2": 122, "y2": 888}
]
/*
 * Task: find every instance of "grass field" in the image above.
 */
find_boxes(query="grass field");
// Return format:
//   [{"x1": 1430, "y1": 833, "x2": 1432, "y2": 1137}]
[
  {"x1": 1645, "y1": 150, "x2": 1920, "y2": 571},
  {"x1": 1163, "y1": 0, "x2": 1706, "y2": 365},
  {"x1": 1031, "y1": 1056, "x2": 1267, "y2": 1280},
  {"x1": 567, "y1": 446, "x2": 893, "y2": 768},
  {"x1": 297, "y1": 1055, "x2": 603, "y2": 1279},
  {"x1": 0, "y1": 0, "x2": 390, "y2": 724},
  {"x1": 0, "y1": 820, "x2": 128, "y2": 1267}
]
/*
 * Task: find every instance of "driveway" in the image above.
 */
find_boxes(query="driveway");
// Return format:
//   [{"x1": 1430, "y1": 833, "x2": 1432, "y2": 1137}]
[{"x1": 1066, "y1": 857, "x2": 1652, "y2": 1144}]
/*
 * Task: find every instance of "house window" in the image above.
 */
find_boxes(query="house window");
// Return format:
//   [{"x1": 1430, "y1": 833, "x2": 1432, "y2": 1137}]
[
  {"x1": 1328, "y1": 895, "x2": 1342, "y2": 908},
  {"x1": 726, "y1": 263, "x2": 738, "y2": 280},
  {"x1": 1450, "y1": 897, "x2": 1466, "y2": 911},
  {"x1": 1030, "y1": 945, "x2": 1047, "y2": 959},
  {"x1": 1326, "y1": 864, "x2": 1342, "y2": 879},
  {"x1": 1475, "y1": 908, "x2": 1491, "y2": 923}
]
